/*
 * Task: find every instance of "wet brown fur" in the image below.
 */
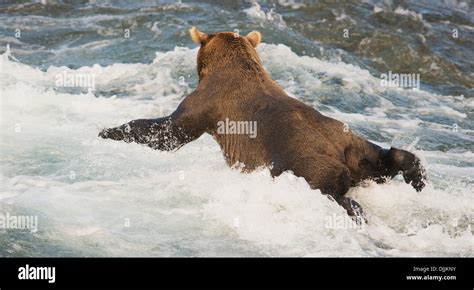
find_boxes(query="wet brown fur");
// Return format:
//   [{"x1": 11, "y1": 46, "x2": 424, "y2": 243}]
[{"x1": 99, "y1": 28, "x2": 426, "y2": 219}]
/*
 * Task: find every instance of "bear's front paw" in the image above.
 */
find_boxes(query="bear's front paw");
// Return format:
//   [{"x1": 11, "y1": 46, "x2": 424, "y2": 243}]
[{"x1": 98, "y1": 127, "x2": 125, "y2": 141}]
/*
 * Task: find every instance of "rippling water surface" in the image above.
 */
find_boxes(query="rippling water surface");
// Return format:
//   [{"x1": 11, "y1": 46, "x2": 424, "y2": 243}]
[{"x1": 0, "y1": 0, "x2": 473, "y2": 256}]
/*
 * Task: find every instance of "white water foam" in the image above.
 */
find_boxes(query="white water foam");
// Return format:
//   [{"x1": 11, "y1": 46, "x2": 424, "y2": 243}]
[
  {"x1": 0, "y1": 44, "x2": 473, "y2": 256},
  {"x1": 244, "y1": 0, "x2": 287, "y2": 28}
]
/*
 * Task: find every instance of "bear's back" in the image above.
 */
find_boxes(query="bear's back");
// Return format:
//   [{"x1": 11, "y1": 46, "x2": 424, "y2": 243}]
[{"x1": 207, "y1": 79, "x2": 358, "y2": 170}]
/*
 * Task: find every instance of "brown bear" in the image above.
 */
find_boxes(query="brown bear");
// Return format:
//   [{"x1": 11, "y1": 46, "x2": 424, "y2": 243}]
[{"x1": 99, "y1": 27, "x2": 426, "y2": 220}]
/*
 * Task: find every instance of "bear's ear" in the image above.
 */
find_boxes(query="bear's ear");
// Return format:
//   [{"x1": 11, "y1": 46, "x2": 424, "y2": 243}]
[
  {"x1": 189, "y1": 27, "x2": 208, "y2": 44},
  {"x1": 246, "y1": 31, "x2": 261, "y2": 47}
]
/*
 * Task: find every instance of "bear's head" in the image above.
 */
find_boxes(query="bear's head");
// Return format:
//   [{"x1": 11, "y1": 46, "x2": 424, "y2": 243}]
[{"x1": 189, "y1": 27, "x2": 263, "y2": 81}]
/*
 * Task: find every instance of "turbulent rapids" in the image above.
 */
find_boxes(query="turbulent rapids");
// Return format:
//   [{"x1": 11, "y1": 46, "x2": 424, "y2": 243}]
[{"x1": 0, "y1": 1, "x2": 473, "y2": 257}]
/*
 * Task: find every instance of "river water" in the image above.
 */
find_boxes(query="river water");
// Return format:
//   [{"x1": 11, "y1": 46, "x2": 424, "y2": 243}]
[{"x1": 0, "y1": 0, "x2": 473, "y2": 256}]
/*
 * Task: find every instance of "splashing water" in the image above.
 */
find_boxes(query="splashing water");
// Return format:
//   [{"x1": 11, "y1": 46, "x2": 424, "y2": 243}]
[{"x1": 0, "y1": 0, "x2": 472, "y2": 257}]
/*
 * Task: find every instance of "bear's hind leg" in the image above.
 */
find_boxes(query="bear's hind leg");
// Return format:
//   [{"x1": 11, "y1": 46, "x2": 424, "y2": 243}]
[
  {"x1": 289, "y1": 155, "x2": 366, "y2": 221},
  {"x1": 380, "y1": 148, "x2": 427, "y2": 191},
  {"x1": 333, "y1": 196, "x2": 366, "y2": 224}
]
